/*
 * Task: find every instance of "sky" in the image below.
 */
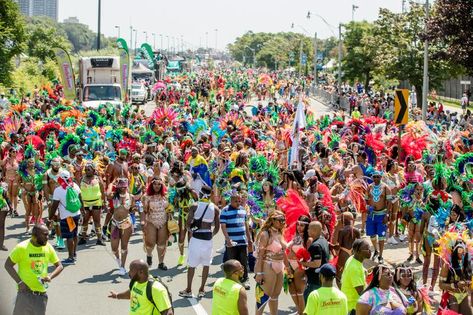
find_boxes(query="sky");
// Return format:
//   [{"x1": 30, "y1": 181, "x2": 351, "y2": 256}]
[{"x1": 58, "y1": 0, "x2": 405, "y2": 51}]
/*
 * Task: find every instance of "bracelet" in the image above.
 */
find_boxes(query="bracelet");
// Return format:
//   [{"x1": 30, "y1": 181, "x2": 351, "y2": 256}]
[
  {"x1": 256, "y1": 272, "x2": 265, "y2": 275},
  {"x1": 17, "y1": 280, "x2": 23, "y2": 285}
]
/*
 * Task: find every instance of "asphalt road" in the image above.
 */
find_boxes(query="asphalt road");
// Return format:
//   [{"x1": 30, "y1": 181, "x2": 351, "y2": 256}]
[{"x1": 0, "y1": 97, "x2": 435, "y2": 315}]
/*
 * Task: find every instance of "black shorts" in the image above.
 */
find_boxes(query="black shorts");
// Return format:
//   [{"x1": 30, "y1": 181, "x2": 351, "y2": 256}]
[{"x1": 60, "y1": 215, "x2": 80, "y2": 239}]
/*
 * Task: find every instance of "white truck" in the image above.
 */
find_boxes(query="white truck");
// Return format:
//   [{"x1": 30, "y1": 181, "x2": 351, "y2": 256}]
[{"x1": 78, "y1": 56, "x2": 123, "y2": 109}]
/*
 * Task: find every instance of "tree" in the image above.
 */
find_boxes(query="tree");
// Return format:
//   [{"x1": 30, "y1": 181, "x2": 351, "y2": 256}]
[
  {"x1": 373, "y1": 4, "x2": 459, "y2": 104},
  {"x1": 426, "y1": 0, "x2": 473, "y2": 75},
  {"x1": 342, "y1": 21, "x2": 377, "y2": 88},
  {"x1": 0, "y1": 0, "x2": 27, "y2": 85},
  {"x1": 25, "y1": 17, "x2": 71, "y2": 62},
  {"x1": 60, "y1": 22, "x2": 95, "y2": 52}
]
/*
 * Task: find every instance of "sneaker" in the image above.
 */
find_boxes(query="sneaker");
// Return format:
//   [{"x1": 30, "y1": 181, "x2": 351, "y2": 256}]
[
  {"x1": 243, "y1": 281, "x2": 251, "y2": 290},
  {"x1": 387, "y1": 236, "x2": 398, "y2": 245},
  {"x1": 78, "y1": 238, "x2": 87, "y2": 245},
  {"x1": 62, "y1": 257, "x2": 75, "y2": 265},
  {"x1": 13, "y1": 210, "x2": 19, "y2": 217},
  {"x1": 56, "y1": 237, "x2": 65, "y2": 250},
  {"x1": 158, "y1": 263, "x2": 168, "y2": 271},
  {"x1": 378, "y1": 256, "x2": 384, "y2": 264},
  {"x1": 96, "y1": 239, "x2": 106, "y2": 246},
  {"x1": 179, "y1": 290, "x2": 193, "y2": 298},
  {"x1": 177, "y1": 255, "x2": 185, "y2": 266},
  {"x1": 406, "y1": 254, "x2": 414, "y2": 262},
  {"x1": 118, "y1": 267, "x2": 127, "y2": 276},
  {"x1": 415, "y1": 257, "x2": 423, "y2": 264},
  {"x1": 399, "y1": 234, "x2": 407, "y2": 242},
  {"x1": 147, "y1": 256, "x2": 152, "y2": 267},
  {"x1": 216, "y1": 246, "x2": 226, "y2": 254},
  {"x1": 371, "y1": 250, "x2": 379, "y2": 260}
]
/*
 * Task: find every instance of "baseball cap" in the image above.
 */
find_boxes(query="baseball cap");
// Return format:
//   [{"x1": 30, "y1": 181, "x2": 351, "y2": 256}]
[
  {"x1": 303, "y1": 169, "x2": 316, "y2": 181},
  {"x1": 59, "y1": 170, "x2": 71, "y2": 181},
  {"x1": 315, "y1": 263, "x2": 336, "y2": 278}
]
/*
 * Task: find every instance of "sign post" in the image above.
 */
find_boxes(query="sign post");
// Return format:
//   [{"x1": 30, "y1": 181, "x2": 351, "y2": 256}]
[{"x1": 394, "y1": 89, "x2": 409, "y2": 163}]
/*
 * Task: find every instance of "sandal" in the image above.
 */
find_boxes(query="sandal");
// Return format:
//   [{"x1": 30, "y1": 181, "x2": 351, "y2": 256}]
[
  {"x1": 197, "y1": 290, "x2": 205, "y2": 298},
  {"x1": 179, "y1": 290, "x2": 192, "y2": 298}
]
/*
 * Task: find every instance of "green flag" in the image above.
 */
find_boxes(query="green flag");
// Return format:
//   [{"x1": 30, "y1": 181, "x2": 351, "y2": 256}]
[
  {"x1": 117, "y1": 38, "x2": 130, "y2": 101},
  {"x1": 140, "y1": 43, "x2": 155, "y2": 69}
]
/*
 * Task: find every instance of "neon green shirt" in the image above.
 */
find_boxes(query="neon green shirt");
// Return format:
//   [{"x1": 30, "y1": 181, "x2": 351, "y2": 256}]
[
  {"x1": 212, "y1": 278, "x2": 242, "y2": 315},
  {"x1": 304, "y1": 287, "x2": 348, "y2": 315},
  {"x1": 352, "y1": 110, "x2": 361, "y2": 119},
  {"x1": 130, "y1": 280, "x2": 172, "y2": 315},
  {"x1": 9, "y1": 239, "x2": 59, "y2": 293},
  {"x1": 341, "y1": 256, "x2": 366, "y2": 311}
]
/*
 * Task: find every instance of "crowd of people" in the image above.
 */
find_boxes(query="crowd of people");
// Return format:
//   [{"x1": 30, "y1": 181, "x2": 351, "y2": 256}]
[{"x1": 1, "y1": 67, "x2": 473, "y2": 315}]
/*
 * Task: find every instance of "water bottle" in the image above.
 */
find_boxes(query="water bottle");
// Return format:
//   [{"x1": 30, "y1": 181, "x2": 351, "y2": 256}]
[{"x1": 38, "y1": 276, "x2": 48, "y2": 289}]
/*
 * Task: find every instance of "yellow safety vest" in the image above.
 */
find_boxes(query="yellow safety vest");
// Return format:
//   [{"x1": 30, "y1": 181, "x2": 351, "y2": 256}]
[{"x1": 212, "y1": 278, "x2": 242, "y2": 315}]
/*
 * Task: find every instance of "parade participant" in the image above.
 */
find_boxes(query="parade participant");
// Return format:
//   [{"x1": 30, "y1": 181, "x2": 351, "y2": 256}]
[
  {"x1": 300, "y1": 221, "x2": 330, "y2": 303},
  {"x1": 129, "y1": 163, "x2": 146, "y2": 227},
  {"x1": 366, "y1": 170, "x2": 391, "y2": 264},
  {"x1": 438, "y1": 238, "x2": 472, "y2": 314},
  {"x1": 286, "y1": 215, "x2": 311, "y2": 315},
  {"x1": 212, "y1": 259, "x2": 249, "y2": 315},
  {"x1": 334, "y1": 212, "x2": 361, "y2": 287},
  {"x1": 72, "y1": 150, "x2": 85, "y2": 184},
  {"x1": 393, "y1": 264, "x2": 427, "y2": 315},
  {"x1": 254, "y1": 211, "x2": 287, "y2": 315},
  {"x1": 144, "y1": 177, "x2": 169, "y2": 270},
  {"x1": 108, "y1": 178, "x2": 134, "y2": 275},
  {"x1": 78, "y1": 162, "x2": 106, "y2": 246},
  {"x1": 43, "y1": 156, "x2": 65, "y2": 249},
  {"x1": 1, "y1": 147, "x2": 19, "y2": 216},
  {"x1": 356, "y1": 265, "x2": 408, "y2": 315},
  {"x1": 341, "y1": 238, "x2": 371, "y2": 314},
  {"x1": 172, "y1": 179, "x2": 198, "y2": 266},
  {"x1": 221, "y1": 191, "x2": 252, "y2": 290},
  {"x1": 108, "y1": 259, "x2": 173, "y2": 315},
  {"x1": 384, "y1": 159, "x2": 402, "y2": 245},
  {"x1": 303, "y1": 263, "x2": 348, "y2": 315},
  {"x1": 4, "y1": 224, "x2": 63, "y2": 315},
  {"x1": 179, "y1": 186, "x2": 219, "y2": 298},
  {"x1": 0, "y1": 181, "x2": 12, "y2": 250},
  {"x1": 106, "y1": 149, "x2": 130, "y2": 189},
  {"x1": 404, "y1": 157, "x2": 423, "y2": 184},
  {"x1": 48, "y1": 170, "x2": 83, "y2": 264},
  {"x1": 401, "y1": 183, "x2": 426, "y2": 264}
]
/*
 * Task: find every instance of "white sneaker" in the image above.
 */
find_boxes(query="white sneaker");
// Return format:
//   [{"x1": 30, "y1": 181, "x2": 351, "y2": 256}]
[
  {"x1": 387, "y1": 236, "x2": 398, "y2": 245},
  {"x1": 118, "y1": 267, "x2": 126, "y2": 276},
  {"x1": 399, "y1": 234, "x2": 407, "y2": 242},
  {"x1": 216, "y1": 246, "x2": 226, "y2": 254}
]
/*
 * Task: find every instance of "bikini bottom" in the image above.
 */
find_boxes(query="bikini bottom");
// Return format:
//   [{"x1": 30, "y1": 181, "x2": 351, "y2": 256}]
[{"x1": 264, "y1": 258, "x2": 284, "y2": 274}]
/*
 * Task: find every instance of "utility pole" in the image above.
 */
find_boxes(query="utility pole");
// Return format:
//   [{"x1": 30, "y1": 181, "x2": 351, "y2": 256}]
[
  {"x1": 352, "y1": 4, "x2": 359, "y2": 22},
  {"x1": 134, "y1": 29, "x2": 138, "y2": 55},
  {"x1": 313, "y1": 32, "x2": 318, "y2": 85},
  {"x1": 338, "y1": 23, "x2": 342, "y2": 92},
  {"x1": 97, "y1": 0, "x2": 101, "y2": 50},
  {"x1": 205, "y1": 32, "x2": 209, "y2": 50},
  {"x1": 115, "y1": 26, "x2": 120, "y2": 38},
  {"x1": 160, "y1": 34, "x2": 163, "y2": 51},
  {"x1": 299, "y1": 39, "x2": 303, "y2": 76},
  {"x1": 152, "y1": 33, "x2": 156, "y2": 50},
  {"x1": 214, "y1": 29, "x2": 218, "y2": 51},
  {"x1": 143, "y1": 31, "x2": 148, "y2": 44},
  {"x1": 422, "y1": 0, "x2": 429, "y2": 120},
  {"x1": 402, "y1": 0, "x2": 406, "y2": 13},
  {"x1": 129, "y1": 26, "x2": 133, "y2": 53}
]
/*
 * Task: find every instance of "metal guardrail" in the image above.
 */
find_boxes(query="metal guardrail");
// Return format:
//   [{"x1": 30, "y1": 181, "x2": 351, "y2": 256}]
[{"x1": 310, "y1": 85, "x2": 350, "y2": 112}]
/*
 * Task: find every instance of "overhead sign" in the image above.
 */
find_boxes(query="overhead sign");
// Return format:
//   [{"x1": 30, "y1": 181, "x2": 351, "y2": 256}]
[
  {"x1": 460, "y1": 80, "x2": 471, "y2": 85},
  {"x1": 394, "y1": 89, "x2": 409, "y2": 125}
]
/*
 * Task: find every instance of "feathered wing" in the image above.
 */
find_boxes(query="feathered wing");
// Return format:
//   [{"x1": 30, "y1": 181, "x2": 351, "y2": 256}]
[
  {"x1": 317, "y1": 182, "x2": 337, "y2": 235},
  {"x1": 276, "y1": 189, "x2": 309, "y2": 242}
]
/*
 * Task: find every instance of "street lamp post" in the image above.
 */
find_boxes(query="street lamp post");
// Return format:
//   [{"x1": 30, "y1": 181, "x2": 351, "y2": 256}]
[
  {"x1": 143, "y1": 31, "x2": 148, "y2": 44},
  {"x1": 152, "y1": 33, "x2": 156, "y2": 50},
  {"x1": 133, "y1": 29, "x2": 138, "y2": 55},
  {"x1": 97, "y1": 0, "x2": 101, "y2": 50},
  {"x1": 214, "y1": 29, "x2": 218, "y2": 51},
  {"x1": 352, "y1": 4, "x2": 359, "y2": 22},
  {"x1": 338, "y1": 23, "x2": 342, "y2": 92},
  {"x1": 166, "y1": 35, "x2": 169, "y2": 54},
  {"x1": 313, "y1": 32, "x2": 318, "y2": 85},
  {"x1": 115, "y1": 25, "x2": 120, "y2": 38},
  {"x1": 160, "y1": 34, "x2": 163, "y2": 51},
  {"x1": 205, "y1": 32, "x2": 209, "y2": 50},
  {"x1": 129, "y1": 26, "x2": 133, "y2": 52}
]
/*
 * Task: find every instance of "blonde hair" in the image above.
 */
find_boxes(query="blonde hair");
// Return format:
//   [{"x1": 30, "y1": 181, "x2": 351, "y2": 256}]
[{"x1": 257, "y1": 210, "x2": 285, "y2": 239}]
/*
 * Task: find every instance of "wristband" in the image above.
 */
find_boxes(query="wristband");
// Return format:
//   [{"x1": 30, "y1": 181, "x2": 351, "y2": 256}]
[
  {"x1": 17, "y1": 280, "x2": 24, "y2": 285},
  {"x1": 256, "y1": 272, "x2": 265, "y2": 275}
]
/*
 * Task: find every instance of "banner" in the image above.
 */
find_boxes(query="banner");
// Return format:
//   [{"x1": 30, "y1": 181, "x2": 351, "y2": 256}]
[
  {"x1": 53, "y1": 47, "x2": 76, "y2": 100},
  {"x1": 117, "y1": 38, "x2": 130, "y2": 101},
  {"x1": 140, "y1": 43, "x2": 155, "y2": 69}
]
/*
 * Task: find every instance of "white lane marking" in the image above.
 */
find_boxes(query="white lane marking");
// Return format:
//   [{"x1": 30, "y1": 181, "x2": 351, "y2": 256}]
[{"x1": 188, "y1": 297, "x2": 209, "y2": 315}]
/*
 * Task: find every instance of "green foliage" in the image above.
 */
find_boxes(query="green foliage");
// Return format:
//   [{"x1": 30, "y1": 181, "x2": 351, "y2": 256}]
[
  {"x1": 60, "y1": 22, "x2": 96, "y2": 52},
  {"x1": 25, "y1": 17, "x2": 72, "y2": 62},
  {"x1": 0, "y1": 0, "x2": 27, "y2": 85},
  {"x1": 342, "y1": 21, "x2": 377, "y2": 88},
  {"x1": 10, "y1": 57, "x2": 57, "y2": 94}
]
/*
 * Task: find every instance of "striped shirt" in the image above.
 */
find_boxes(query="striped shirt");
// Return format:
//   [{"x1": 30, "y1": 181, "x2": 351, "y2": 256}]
[{"x1": 220, "y1": 205, "x2": 247, "y2": 245}]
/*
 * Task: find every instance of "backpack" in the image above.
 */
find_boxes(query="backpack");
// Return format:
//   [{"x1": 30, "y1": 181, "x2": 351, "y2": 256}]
[
  {"x1": 129, "y1": 277, "x2": 173, "y2": 313},
  {"x1": 65, "y1": 187, "x2": 81, "y2": 213}
]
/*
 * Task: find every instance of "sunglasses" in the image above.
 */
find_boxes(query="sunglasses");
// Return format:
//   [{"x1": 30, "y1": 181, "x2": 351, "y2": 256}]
[{"x1": 274, "y1": 217, "x2": 286, "y2": 223}]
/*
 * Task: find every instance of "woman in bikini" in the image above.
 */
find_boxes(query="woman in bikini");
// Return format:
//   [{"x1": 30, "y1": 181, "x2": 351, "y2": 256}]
[
  {"x1": 286, "y1": 215, "x2": 311, "y2": 315},
  {"x1": 261, "y1": 179, "x2": 276, "y2": 215},
  {"x1": 1, "y1": 148, "x2": 19, "y2": 216},
  {"x1": 254, "y1": 210, "x2": 287, "y2": 315},
  {"x1": 439, "y1": 240, "x2": 472, "y2": 315},
  {"x1": 384, "y1": 159, "x2": 402, "y2": 245},
  {"x1": 144, "y1": 177, "x2": 169, "y2": 270},
  {"x1": 393, "y1": 264, "x2": 423, "y2": 314},
  {"x1": 19, "y1": 158, "x2": 43, "y2": 233},
  {"x1": 108, "y1": 178, "x2": 134, "y2": 276}
]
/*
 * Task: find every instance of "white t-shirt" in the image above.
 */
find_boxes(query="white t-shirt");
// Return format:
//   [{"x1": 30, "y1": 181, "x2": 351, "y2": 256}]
[{"x1": 53, "y1": 184, "x2": 81, "y2": 219}]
